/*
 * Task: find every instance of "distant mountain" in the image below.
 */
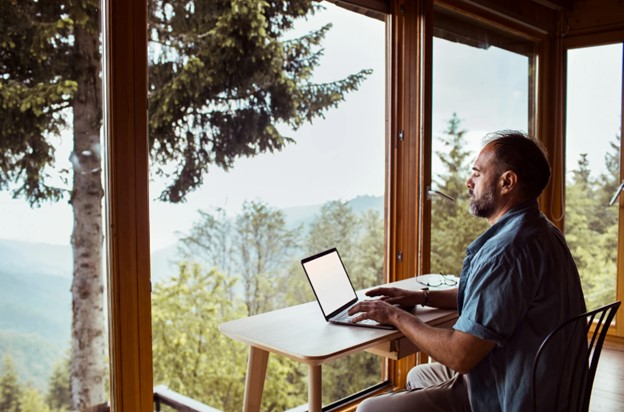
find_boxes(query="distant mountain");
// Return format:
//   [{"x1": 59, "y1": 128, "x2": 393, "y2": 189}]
[
  {"x1": 0, "y1": 239, "x2": 72, "y2": 279},
  {"x1": 0, "y1": 195, "x2": 383, "y2": 390},
  {"x1": 282, "y1": 194, "x2": 383, "y2": 228},
  {"x1": 150, "y1": 195, "x2": 384, "y2": 282},
  {"x1": 0, "y1": 270, "x2": 71, "y2": 391},
  {"x1": 151, "y1": 244, "x2": 179, "y2": 283}
]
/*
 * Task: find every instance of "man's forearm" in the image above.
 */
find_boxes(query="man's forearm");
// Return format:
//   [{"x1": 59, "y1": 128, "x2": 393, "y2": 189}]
[
  {"x1": 423, "y1": 287, "x2": 458, "y2": 310},
  {"x1": 389, "y1": 309, "x2": 495, "y2": 374}
]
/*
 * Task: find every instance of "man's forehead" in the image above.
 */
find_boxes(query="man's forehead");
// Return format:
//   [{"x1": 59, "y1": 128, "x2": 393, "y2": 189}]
[{"x1": 474, "y1": 143, "x2": 496, "y2": 168}]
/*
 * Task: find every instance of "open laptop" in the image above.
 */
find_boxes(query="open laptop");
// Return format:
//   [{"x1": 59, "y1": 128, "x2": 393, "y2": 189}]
[{"x1": 301, "y1": 248, "x2": 395, "y2": 330}]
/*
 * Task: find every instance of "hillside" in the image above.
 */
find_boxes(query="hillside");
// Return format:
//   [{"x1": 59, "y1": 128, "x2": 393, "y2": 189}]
[
  {"x1": 0, "y1": 270, "x2": 71, "y2": 391},
  {"x1": 0, "y1": 195, "x2": 383, "y2": 390}
]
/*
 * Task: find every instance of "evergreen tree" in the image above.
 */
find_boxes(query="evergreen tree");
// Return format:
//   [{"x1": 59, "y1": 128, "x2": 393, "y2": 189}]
[
  {"x1": 434, "y1": 113, "x2": 473, "y2": 207},
  {"x1": 19, "y1": 386, "x2": 51, "y2": 412},
  {"x1": 0, "y1": 2, "x2": 369, "y2": 407},
  {"x1": 0, "y1": 355, "x2": 22, "y2": 412},
  {"x1": 46, "y1": 355, "x2": 71, "y2": 412},
  {"x1": 431, "y1": 115, "x2": 487, "y2": 274},
  {"x1": 566, "y1": 153, "x2": 617, "y2": 309},
  {"x1": 350, "y1": 209, "x2": 385, "y2": 289}
]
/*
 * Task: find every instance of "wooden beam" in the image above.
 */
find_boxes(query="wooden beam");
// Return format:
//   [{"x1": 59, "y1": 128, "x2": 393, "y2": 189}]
[
  {"x1": 563, "y1": 0, "x2": 624, "y2": 42},
  {"x1": 104, "y1": 0, "x2": 153, "y2": 410},
  {"x1": 326, "y1": 0, "x2": 390, "y2": 20}
]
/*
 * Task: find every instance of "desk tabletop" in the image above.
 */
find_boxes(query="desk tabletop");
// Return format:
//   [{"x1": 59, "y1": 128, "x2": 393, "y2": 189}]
[{"x1": 219, "y1": 278, "x2": 457, "y2": 365}]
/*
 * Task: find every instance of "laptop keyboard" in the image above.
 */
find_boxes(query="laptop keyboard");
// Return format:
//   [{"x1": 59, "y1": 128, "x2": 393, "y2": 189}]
[{"x1": 333, "y1": 311, "x2": 379, "y2": 326}]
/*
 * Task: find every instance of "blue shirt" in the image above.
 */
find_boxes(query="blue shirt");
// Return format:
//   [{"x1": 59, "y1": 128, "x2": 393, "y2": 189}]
[{"x1": 454, "y1": 200, "x2": 586, "y2": 412}]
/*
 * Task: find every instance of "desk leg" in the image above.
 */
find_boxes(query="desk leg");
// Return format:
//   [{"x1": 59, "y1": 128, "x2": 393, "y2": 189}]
[
  {"x1": 308, "y1": 364, "x2": 322, "y2": 412},
  {"x1": 243, "y1": 346, "x2": 269, "y2": 412}
]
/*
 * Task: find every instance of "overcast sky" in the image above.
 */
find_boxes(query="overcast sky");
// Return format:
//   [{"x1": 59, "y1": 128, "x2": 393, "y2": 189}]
[{"x1": 0, "y1": 3, "x2": 621, "y2": 250}]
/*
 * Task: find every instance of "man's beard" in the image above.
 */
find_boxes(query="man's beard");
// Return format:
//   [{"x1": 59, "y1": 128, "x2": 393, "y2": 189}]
[{"x1": 468, "y1": 183, "x2": 498, "y2": 218}]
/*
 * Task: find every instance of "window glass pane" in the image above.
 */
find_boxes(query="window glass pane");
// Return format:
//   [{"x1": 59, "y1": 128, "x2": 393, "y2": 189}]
[
  {"x1": 148, "y1": 2, "x2": 385, "y2": 410},
  {"x1": 565, "y1": 44, "x2": 622, "y2": 311},
  {"x1": 0, "y1": 1, "x2": 108, "y2": 410},
  {"x1": 431, "y1": 9, "x2": 532, "y2": 275}
]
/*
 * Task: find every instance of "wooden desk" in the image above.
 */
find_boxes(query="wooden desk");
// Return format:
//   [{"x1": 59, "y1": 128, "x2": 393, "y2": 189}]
[{"x1": 218, "y1": 278, "x2": 458, "y2": 412}]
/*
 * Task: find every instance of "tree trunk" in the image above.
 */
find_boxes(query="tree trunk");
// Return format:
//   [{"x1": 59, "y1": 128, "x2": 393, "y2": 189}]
[{"x1": 70, "y1": 20, "x2": 106, "y2": 411}]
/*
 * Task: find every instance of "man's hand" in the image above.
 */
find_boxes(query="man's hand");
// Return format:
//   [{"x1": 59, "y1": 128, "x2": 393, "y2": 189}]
[
  {"x1": 364, "y1": 287, "x2": 420, "y2": 308},
  {"x1": 348, "y1": 298, "x2": 403, "y2": 325}
]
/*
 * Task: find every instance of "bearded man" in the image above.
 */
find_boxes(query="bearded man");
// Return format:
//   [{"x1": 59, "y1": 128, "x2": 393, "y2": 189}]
[{"x1": 350, "y1": 130, "x2": 586, "y2": 412}]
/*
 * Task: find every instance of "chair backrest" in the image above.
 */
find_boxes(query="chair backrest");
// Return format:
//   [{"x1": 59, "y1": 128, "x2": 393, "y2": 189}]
[{"x1": 531, "y1": 300, "x2": 621, "y2": 412}]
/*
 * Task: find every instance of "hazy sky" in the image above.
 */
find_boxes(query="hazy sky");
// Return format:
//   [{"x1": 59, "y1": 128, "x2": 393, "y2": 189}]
[{"x1": 0, "y1": 4, "x2": 621, "y2": 250}]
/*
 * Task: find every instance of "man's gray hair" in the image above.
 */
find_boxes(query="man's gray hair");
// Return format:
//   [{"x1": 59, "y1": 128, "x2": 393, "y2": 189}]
[{"x1": 484, "y1": 130, "x2": 551, "y2": 199}]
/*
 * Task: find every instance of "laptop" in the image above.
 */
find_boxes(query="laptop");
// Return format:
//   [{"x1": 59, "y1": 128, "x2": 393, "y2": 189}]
[{"x1": 301, "y1": 248, "x2": 395, "y2": 330}]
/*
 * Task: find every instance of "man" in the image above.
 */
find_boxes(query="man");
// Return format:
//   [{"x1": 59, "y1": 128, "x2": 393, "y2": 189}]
[{"x1": 349, "y1": 130, "x2": 586, "y2": 411}]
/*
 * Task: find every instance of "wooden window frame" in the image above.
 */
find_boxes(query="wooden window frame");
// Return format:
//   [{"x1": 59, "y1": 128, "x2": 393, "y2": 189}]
[
  {"x1": 103, "y1": 0, "x2": 153, "y2": 410},
  {"x1": 561, "y1": 31, "x2": 624, "y2": 344},
  {"x1": 102, "y1": 0, "x2": 624, "y2": 410}
]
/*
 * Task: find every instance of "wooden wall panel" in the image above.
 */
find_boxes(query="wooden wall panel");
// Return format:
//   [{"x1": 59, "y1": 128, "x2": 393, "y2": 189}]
[
  {"x1": 387, "y1": 0, "x2": 433, "y2": 390},
  {"x1": 565, "y1": 0, "x2": 624, "y2": 39}
]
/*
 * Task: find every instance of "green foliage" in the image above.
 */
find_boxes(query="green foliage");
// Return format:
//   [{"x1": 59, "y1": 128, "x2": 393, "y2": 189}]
[
  {"x1": 162, "y1": 198, "x2": 386, "y2": 408},
  {"x1": 178, "y1": 200, "x2": 300, "y2": 315},
  {"x1": 565, "y1": 135, "x2": 620, "y2": 310},
  {"x1": 19, "y1": 386, "x2": 51, "y2": 412},
  {"x1": 147, "y1": 0, "x2": 372, "y2": 202},
  {"x1": 2, "y1": 1, "x2": 370, "y2": 406},
  {"x1": 306, "y1": 200, "x2": 358, "y2": 259},
  {"x1": 152, "y1": 263, "x2": 248, "y2": 411},
  {"x1": 322, "y1": 352, "x2": 382, "y2": 405},
  {"x1": 151, "y1": 262, "x2": 307, "y2": 411},
  {"x1": 431, "y1": 114, "x2": 487, "y2": 275},
  {"x1": 46, "y1": 355, "x2": 71, "y2": 412},
  {"x1": 0, "y1": 0, "x2": 94, "y2": 205},
  {"x1": 0, "y1": 355, "x2": 22, "y2": 412},
  {"x1": 350, "y1": 210, "x2": 385, "y2": 289}
]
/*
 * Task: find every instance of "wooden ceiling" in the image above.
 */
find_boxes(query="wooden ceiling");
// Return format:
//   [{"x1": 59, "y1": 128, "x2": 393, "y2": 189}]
[{"x1": 324, "y1": 0, "x2": 624, "y2": 41}]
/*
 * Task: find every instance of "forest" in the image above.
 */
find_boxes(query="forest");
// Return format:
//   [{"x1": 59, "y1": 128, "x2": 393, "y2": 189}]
[{"x1": 1, "y1": 115, "x2": 618, "y2": 411}]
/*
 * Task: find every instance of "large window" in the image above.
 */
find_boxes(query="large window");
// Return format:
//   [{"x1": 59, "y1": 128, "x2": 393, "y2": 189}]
[
  {"x1": 0, "y1": 2, "x2": 109, "y2": 411},
  {"x1": 565, "y1": 44, "x2": 623, "y2": 312},
  {"x1": 147, "y1": 3, "x2": 386, "y2": 409},
  {"x1": 430, "y1": 7, "x2": 534, "y2": 275}
]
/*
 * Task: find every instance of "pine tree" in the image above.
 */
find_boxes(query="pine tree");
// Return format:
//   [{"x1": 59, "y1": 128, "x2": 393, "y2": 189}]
[
  {"x1": 46, "y1": 355, "x2": 71, "y2": 412},
  {"x1": 0, "y1": 355, "x2": 22, "y2": 412},
  {"x1": 566, "y1": 153, "x2": 616, "y2": 309},
  {"x1": 0, "y1": 2, "x2": 370, "y2": 408},
  {"x1": 431, "y1": 114, "x2": 487, "y2": 274}
]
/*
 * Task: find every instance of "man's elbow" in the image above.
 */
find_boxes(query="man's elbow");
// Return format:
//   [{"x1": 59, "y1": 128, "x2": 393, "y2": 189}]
[
  {"x1": 447, "y1": 332, "x2": 496, "y2": 374},
  {"x1": 448, "y1": 356, "x2": 481, "y2": 374}
]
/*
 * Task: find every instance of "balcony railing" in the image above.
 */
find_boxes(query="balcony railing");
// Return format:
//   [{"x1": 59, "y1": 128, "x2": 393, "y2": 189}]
[{"x1": 91, "y1": 385, "x2": 221, "y2": 412}]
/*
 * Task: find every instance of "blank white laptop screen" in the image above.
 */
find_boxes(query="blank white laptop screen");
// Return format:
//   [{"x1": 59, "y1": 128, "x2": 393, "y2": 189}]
[{"x1": 301, "y1": 248, "x2": 357, "y2": 317}]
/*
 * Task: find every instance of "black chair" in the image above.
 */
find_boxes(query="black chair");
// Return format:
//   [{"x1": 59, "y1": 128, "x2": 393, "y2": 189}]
[{"x1": 531, "y1": 300, "x2": 621, "y2": 412}]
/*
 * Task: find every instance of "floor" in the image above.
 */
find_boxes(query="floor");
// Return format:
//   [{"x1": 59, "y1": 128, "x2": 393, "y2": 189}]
[{"x1": 590, "y1": 346, "x2": 624, "y2": 412}]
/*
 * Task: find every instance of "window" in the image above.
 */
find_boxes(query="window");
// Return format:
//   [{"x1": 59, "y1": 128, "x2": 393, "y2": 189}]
[
  {"x1": 147, "y1": 2, "x2": 386, "y2": 409},
  {"x1": 0, "y1": 1, "x2": 109, "y2": 410},
  {"x1": 430, "y1": 6, "x2": 535, "y2": 275},
  {"x1": 565, "y1": 44, "x2": 623, "y2": 312}
]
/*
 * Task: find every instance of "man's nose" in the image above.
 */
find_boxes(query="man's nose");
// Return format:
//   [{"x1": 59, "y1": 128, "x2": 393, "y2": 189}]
[{"x1": 466, "y1": 177, "x2": 473, "y2": 189}]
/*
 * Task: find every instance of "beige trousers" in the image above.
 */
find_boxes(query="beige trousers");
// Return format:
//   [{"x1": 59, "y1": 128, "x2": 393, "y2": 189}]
[{"x1": 356, "y1": 363, "x2": 471, "y2": 412}]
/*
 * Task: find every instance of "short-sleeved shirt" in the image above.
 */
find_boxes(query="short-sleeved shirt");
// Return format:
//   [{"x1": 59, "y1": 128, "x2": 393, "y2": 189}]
[{"x1": 453, "y1": 199, "x2": 586, "y2": 412}]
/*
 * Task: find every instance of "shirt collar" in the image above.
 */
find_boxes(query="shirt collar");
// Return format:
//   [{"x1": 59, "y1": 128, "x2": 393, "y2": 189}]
[{"x1": 465, "y1": 198, "x2": 540, "y2": 256}]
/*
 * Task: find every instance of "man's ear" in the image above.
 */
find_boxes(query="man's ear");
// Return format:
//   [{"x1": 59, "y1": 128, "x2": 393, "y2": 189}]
[{"x1": 499, "y1": 170, "x2": 518, "y2": 194}]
